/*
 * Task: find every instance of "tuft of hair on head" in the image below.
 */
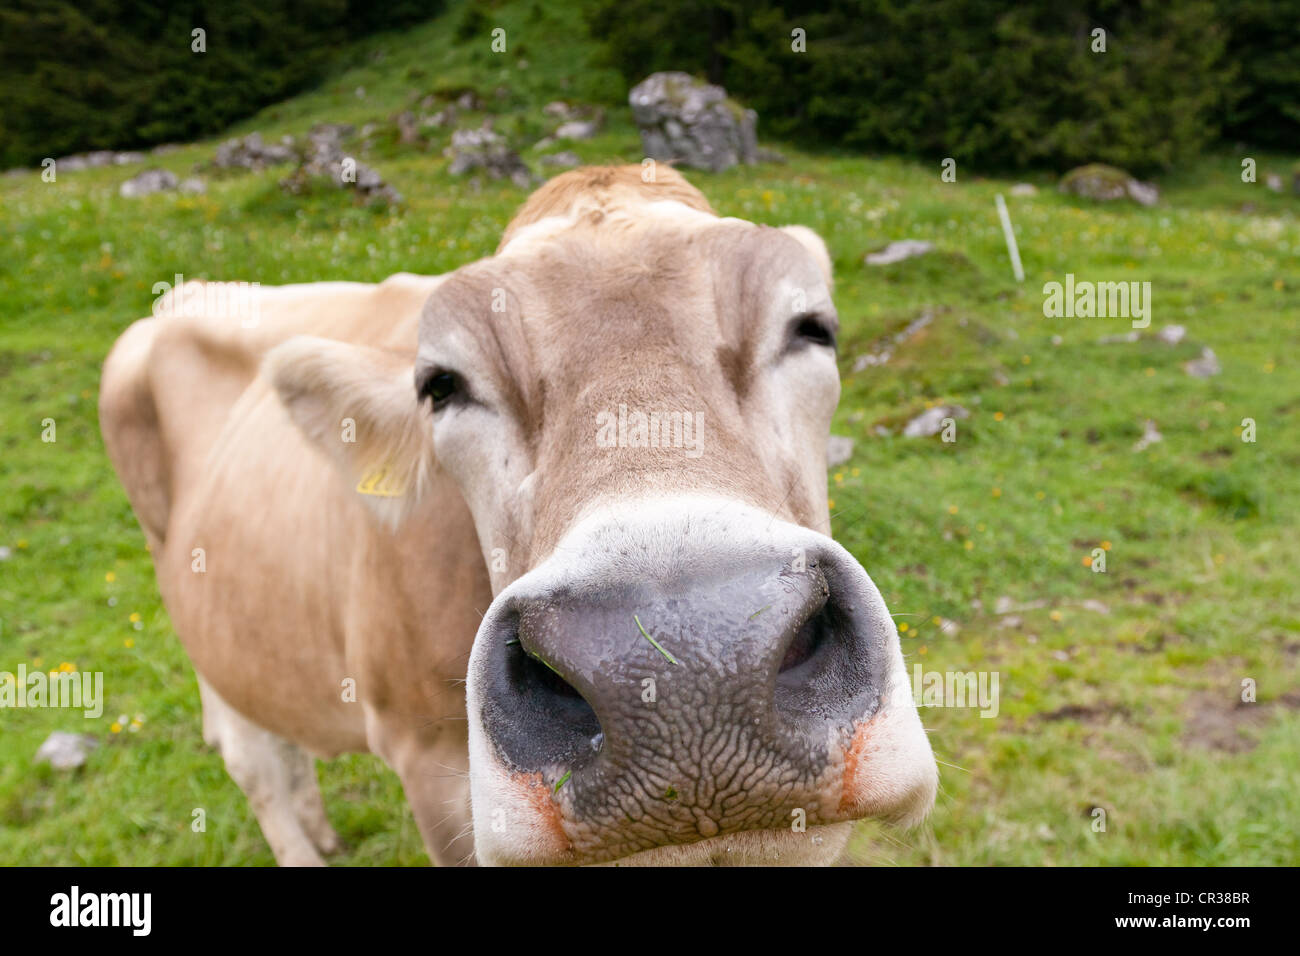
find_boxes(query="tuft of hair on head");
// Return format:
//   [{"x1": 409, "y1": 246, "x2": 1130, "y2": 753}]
[{"x1": 498, "y1": 164, "x2": 716, "y2": 252}]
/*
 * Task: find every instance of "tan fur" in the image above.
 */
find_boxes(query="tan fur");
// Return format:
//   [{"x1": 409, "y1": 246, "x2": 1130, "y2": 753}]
[
  {"x1": 99, "y1": 166, "x2": 925, "y2": 866},
  {"x1": 497, "y1": 164, "x2": 715, "y2": 251}
]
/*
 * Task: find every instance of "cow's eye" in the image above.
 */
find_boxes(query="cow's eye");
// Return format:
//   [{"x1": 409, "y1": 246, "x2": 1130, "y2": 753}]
[
  {"x1": 792, "y1": 313, "x2": 836, "y2": 350},
  {"x1": 418, "y1": 370, "x2": 460, "y2": 408}
]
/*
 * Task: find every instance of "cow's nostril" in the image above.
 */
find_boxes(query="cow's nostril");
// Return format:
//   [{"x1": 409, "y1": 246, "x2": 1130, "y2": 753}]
[
  {"x1": 517, "y1": 643, "x2": 585, "y2": 700},
  {"x1": 484, "y1": 618, "x2": 604, "y2": 772},
  {"x1": 774, "y1": 593, "x2": 871, "y2": 723},
  {"x1": 779, "y1": 607, "x2": 828, "y2": 674}
]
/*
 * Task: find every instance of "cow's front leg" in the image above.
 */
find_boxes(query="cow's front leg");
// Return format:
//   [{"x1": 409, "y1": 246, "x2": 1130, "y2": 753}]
[
  {"x1": 370, "y1": 719, "x2": 476, "y2": 866},
  {"x1": 198, "y1": 676, "x2": 342, "y2": 865}
]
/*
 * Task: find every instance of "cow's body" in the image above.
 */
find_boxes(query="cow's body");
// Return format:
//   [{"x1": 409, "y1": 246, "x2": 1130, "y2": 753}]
[
  {"x1": 101, "y1": 275, "x2": 485, "y2": 863},
  {"x1": 101, "y1": 166, "x2": 936, "y2": 866}
]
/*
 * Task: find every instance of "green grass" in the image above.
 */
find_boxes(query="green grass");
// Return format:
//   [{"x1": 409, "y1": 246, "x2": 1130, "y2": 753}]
[{"x1": 2, "y1": 0, "x2": 1298, "y2": 866}]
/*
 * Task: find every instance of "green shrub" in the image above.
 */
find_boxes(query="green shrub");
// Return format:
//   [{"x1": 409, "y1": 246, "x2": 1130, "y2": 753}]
[
  {"x1": 1218, "y1": 0, "x2": 1300, "y2": 150},
  {"x1": 591, "y1": 0, "x2": 1240, "y2": 173},
  {"x1": 0, "y1": 0, "x2": 444, "y2": 169}
]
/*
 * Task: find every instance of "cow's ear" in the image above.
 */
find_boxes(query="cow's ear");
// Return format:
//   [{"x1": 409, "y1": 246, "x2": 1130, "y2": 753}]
[
  {"x1": 265, "y1": 335, "x2": 432, "y2": 525},
  {"x1": 780, "y1": 225, "x2": 834, "y2": 291}
]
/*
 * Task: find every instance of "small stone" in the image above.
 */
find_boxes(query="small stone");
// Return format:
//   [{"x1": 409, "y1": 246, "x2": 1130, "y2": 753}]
[
  {"x1": 1009, "y1": 183, "x2": 1037, "y2": 197},
  {"x1": 1125, "y1": 180, "x2": 1159, "y2": 207},
  {"x1": 1184, "y1": 347, "x2": 1220, "y2": 378},
  {"x1": 826, "y1": 435, "x2": 854, "y2": 467},
  {"x1": 902, "y1": 404, "x2": 969, "y2": 438},
  {"x1": 555, "y1": 120, "x2": 599, "y2": 141},
  {"x1": 35, "y1": 732, "x2": 98, "y2": 770},
  {"x1": 1098, "y1": 331, "x2": 1141, "y2": 344},
  {"x1": 423, "y1": 107, "x2": 457, "y2": 129},
  {"x1": 539, "y1": 150, "x2": 581, "y2": 169},
  {"x1": 1156, "y1": 324, "x2": 1186, "y2": 345},
  {"x1": 396, "y1": 110, "x2": 420, "y2": 145},
  {"x1": 1133, "y1": 419, "x2": 1163, "y2": 452},
  {"x1": 119, "y1": 168, "x2": 178, "y2": 198},
  {"x1": 178, "y1": 177, "x2": 206, "y2": 194},
  {"x1": 865, "y1": 240, "x2": 934, "y2": 266}
]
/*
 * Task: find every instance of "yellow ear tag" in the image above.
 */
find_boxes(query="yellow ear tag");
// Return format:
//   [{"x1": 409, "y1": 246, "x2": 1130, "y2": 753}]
[{"x1": 356, "y1": 465, "x2": 407, "y2": 498}]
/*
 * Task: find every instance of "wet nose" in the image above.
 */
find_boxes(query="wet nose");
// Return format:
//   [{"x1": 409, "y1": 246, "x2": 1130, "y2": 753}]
[{"x1": 475, "y1": 546, "x2": 895, "y2": 854}]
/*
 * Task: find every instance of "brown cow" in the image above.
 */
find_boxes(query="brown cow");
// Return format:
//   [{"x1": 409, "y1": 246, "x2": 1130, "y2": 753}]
[{"x1": 99, "y1": 165, "x2": 936, "y2": 866}]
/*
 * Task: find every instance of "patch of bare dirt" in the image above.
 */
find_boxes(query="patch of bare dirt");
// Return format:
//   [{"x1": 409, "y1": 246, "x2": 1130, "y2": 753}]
[
  {"x1": 1182, "y1": 690, "x2": 1300, "y2": 753},
  {"x1": 1038, "y1": 703, "x2": 1130, "y2": 724}
]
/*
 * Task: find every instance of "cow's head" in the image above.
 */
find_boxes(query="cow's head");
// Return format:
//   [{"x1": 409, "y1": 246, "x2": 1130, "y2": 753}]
[{"x1": 270, "y1": 166, "x2": 936, "y2": 865}]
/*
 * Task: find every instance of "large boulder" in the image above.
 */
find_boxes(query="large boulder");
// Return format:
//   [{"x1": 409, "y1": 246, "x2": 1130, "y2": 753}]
[
  {"x1": 1059, "y1": 164, "x2": 1158, "y2": 206},
  {"x1": 629, "y1": 72, "x2": 757, "y2": 172}
]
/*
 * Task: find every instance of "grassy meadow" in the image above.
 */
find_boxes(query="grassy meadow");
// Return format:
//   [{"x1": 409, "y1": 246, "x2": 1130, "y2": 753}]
[{"x1": 1, "y1": 0, "x2": 1297, "y2": 865}]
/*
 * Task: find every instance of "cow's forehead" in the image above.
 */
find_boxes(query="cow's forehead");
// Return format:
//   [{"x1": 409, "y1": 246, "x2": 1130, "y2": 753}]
[
  {"x1": 429, "y1": 205, "x2": 827, "y2": 346},
  {"x1": 414, "y1": 200, "x2": 833, "y2": 444},
  {"x1": 496, "y1": 198, "x2": 724, "y2": 257}
]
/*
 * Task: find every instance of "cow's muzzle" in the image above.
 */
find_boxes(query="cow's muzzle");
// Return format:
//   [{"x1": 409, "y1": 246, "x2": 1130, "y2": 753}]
[{"x1": 465, "y1": 499, "x2": 937, "y2": 865}]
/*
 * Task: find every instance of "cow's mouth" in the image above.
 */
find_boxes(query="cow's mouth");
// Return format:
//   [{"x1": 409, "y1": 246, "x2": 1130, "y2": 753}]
[{"x1": 589, "y1": 822, "x2": 854, "y2": 867}]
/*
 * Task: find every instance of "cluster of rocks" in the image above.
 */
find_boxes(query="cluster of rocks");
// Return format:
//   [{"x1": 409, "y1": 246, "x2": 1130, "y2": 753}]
[
  {"x1": 630, "y1": 72, "x2": 758, "y2": 172},
  {"x1": 532, "y1": 100, "x2": 603, "y2": 152},
  {"x1": 119, "y1": 168, "x2": 205, "y2": 198},
  {"x1": 279, "y1": 123, "x2": 401, "y2": 204},
  {"x1": 444, "y1": 125, "x2": 533, "y2": 188},
  {"x1": 413, "y1": 90, "x2": 487, "y2": 136},
  {"x1": 55, "y1": 150, "x2": 145, "y2": 172},
  {"x1": 114, "y1": 124, "x2": 397, "y2": 202},
  {"x1": 212, "y1": 132, "x2": 296, "y2": 171},
  {"x1": 1098, "y1": 323, "x2": 1220, "y2": 378},
  {"x1": 852, "y1": 310, "x2": 934, "y2": 371},
  {"x1": 540, "y1": 150, "x2": 581, "y2": 169},
  {"x1": 1059, "y1": 163, "x2": 1159, "y2": 207}
]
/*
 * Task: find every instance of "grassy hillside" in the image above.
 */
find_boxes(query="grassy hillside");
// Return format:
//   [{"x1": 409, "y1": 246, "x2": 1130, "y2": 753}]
[{"x1": 1, "y1": 0, "x2": 1297, "y2": 865}]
